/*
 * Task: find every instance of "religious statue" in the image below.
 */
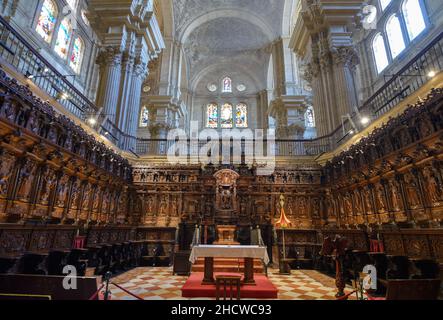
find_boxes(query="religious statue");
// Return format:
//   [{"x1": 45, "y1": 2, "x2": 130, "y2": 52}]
[
  {"x1": 386, "y1": 180, "x2": 400, "y2": 211},
  {"x1": 423, "y1": 167, "x2": 441, "y2": 205},
  {"x1": 0, "y1": 153, "x2": 15, "y2": 196},
  {"x1": 17, "y1": 161, "x2": 36, "y2": 201},
  {"x1": 375, "y1": 184, "x2": 386, "y2": 213},
  {"x1": 159, "y1": 196, "x2": 168, "y2": 216},
  {"x1": 404, "y1": 174, "x2": 421, "y2": 208},
  {"x1": 147, "y1": 195, "x2": 155, "y2": 216},
  {"x1": 220, "y1": 187, "x2": 232, "y2": 210}
]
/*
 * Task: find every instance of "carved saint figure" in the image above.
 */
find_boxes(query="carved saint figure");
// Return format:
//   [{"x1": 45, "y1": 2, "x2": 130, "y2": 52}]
[
  {"x1": 147, "y1": 196, "x2": 155, "y2": 216},
  {"x1": 375, "y1": 184, "x2": 386, "y2": 213},
  {"x1": 17, "y1": 161, "x2": 36, "y2": 201},
  {"x1": 423, "y1": 167, "x2": 441, "y2": 204},
  {"x1": 220, "y1": 187, "x2": 232, "y2": 210},
  {"x1": 0, "y1": 153, "x2": 15, "y2": 196},
  {"x1": 389, "y1": 180, "x2": 402, "y2": 211},
  {"x1": 404, "y1": 174, "x2": 421, "y2": 208}
]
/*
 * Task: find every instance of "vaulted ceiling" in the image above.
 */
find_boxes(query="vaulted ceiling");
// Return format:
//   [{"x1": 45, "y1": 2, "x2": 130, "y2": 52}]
[{"x1": 172, "y1": 0, "x2": 287, "y2": 93}]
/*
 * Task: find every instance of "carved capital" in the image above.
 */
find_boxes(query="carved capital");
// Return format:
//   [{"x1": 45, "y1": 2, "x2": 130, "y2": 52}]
[{"x1": 96, "y1": 47, "x2": 123, "y2": 67}]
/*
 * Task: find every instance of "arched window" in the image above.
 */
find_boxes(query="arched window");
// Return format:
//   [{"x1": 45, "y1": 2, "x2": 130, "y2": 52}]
[
  {"x1": 54, "y1": 18, "x2": 73, "y2": 59},
  {"x1": 380, "y1": 0, "x2": 393, "y2": 11},
  {"x1": 206, "y1": 103, "x2": 218, "y2": 128},
  {"x1": 35, "y1": 0, "x2": 58, "y2": 43},
  {"x1": 220, "y1": 103, "x2": 233, "y2": 128},
  {"x1": 70, "y1": 36, "x2": 84, "y2": 73},
  {"x1": 402, "y1": 0, "x2": 426, "y2": 41},
  {"x1": 139, "y1": 106, "x2": 149, "y2": 127},
  {"x1": 305, "y1": 106, "x2": 315, "y2": 128},
  {"x1": 222, "y1": 77, "x2": 232, "y2": 93},
  {"x1": 386, "y1": 15, "x2": 406, "y2": 59},
  {"x1": 373, "y1": 33, "x2": 389, "y2": 73},
  {"x1": 235, "y1": 103, "x2": 248, "y2": 128}
]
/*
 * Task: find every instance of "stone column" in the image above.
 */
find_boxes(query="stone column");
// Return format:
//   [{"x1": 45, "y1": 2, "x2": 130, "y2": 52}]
[
  {"x1": 125, "y1": 59, "x2": 148, "y2": 150},
  {"x1": 96, "y1": 47, "x2": 123, "y2": 123},
  {"x1": 116, "y1": 51, "x2": 135, "y2": 132}
]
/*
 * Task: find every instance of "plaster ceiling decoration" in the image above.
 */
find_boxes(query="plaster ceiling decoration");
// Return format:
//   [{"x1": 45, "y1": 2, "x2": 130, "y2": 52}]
[
  {"x1": 173, "y1": 0, "x2": 286, "y2": 94},
  {"x1": 173, "y1": 0, "x2": 285, "y2": 38}
]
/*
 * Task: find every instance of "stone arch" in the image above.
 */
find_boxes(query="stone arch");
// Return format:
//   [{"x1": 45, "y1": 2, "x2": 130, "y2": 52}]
[{"x1": 179, "y1": 8, "x2": 276, "y2": 44}]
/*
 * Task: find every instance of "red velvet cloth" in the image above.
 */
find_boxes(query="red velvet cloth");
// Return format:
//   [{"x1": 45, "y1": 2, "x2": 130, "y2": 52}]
[{"x1": 73, "y1": 236, "x2": 86, "y2": 249}]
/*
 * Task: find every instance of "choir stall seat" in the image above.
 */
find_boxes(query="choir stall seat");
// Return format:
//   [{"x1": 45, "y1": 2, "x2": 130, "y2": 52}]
[
  {"x1": 67, "y1": 248, "x2": 89, "y2": 276},
  {"x1": 46, "y1": 249, "x2": 70, "y2": 276},
  {"x1": 16, "y1": 252, "x2": 49, "y2": 275},
  {"x1": 366, "y1": 279, "x2": 441, "y2": 300},
  {"x1": 409, "y1": 258, "x2": 440, "y2": 279},
  {"x1": 0, "y1": 253, "x2": 22, "y2": 274},
  {"x1": 386, "y1": 255, "x2": 410, "y2": 279}
]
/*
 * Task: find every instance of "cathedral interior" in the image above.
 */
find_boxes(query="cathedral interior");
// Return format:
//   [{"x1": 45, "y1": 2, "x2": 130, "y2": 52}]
[{"x1": 0, "y1": 0, "x2": 442, "y2": 301}]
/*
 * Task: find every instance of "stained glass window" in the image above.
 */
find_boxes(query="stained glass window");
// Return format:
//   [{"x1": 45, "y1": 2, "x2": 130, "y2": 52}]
[
  {"x1": 386, "y1": 15, "x2": 406, "y2": 59},
  {"x1": 305, "y1": 107, "x2": 315, "y2": 128},
  {"x1": 373, "y1": 33, "x2": 389, "y2": 73},
  {"x1": 222, "y1": 77, "x2": 232, "y2": 93},
  {"x1": 206, "y1": 104, "x2": 218, "y2": 128},
  {"x1": 221, "y1": 103, "x2": 233, "y2": 128},
  {"x1": 54, "y1": 18, "x2": 73, "y2": 59},
  {"x1": 403, "y1": 0, "x2": 426, "y2": 41},
  {"x1": 35, "y1": 0, "x2": 58, "y2": 43},
  {"x1": 235, "y1": 103, "x2": 248, "y2": 128},
  {"x1": 70, "y1": 37, "x2": 84, "y2": 73},
  {"x1": 139, "y1": 106, "x2": 149, "y2": 127}
]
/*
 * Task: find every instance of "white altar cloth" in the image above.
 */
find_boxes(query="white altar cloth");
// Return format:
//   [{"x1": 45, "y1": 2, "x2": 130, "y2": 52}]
[{"x1": 189, "y1": 245, "x2": 270, "y2": 265}]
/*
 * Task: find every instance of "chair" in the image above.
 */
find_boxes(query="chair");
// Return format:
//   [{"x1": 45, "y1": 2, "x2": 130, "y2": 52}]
[{"x1": 215, "y1": 275, "x2": 242, "y2": 300}]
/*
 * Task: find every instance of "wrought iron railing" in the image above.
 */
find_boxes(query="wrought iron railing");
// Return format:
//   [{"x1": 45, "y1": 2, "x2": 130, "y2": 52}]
[{"x1": 133, "y1": 137, "x2": 331, "y2": 158}]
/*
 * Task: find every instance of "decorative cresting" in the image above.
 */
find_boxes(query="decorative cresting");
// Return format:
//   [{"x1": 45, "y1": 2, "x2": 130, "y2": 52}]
[{"x1": 214, "y1": 169, "x2": 240, "y2": 224}]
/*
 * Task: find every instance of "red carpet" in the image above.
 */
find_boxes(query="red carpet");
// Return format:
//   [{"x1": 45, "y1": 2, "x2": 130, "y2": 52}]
[{"x1": 181, "y1": 272, "x2": 278, "y2": 299}]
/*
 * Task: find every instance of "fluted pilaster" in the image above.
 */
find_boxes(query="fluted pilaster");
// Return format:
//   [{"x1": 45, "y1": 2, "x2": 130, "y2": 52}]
[{"x1": 96, "y1": 47, "x2": 123, "y2": 123}]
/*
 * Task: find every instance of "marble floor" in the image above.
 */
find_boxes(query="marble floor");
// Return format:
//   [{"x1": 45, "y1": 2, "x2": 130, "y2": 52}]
[{"x1": 109, "y1": 267, "x2": 356, "y2": 300}]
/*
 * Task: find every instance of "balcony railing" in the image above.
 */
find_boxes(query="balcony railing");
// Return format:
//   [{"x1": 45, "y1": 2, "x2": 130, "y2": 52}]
[{"x1": 133, "y1": 137, "x2": 332, "y2": 158}]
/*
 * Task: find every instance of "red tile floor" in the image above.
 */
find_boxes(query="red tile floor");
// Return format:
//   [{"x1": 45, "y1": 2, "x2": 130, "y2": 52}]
[{"x1": 109, "y1": 267, "x2": 356, "y2": 300}]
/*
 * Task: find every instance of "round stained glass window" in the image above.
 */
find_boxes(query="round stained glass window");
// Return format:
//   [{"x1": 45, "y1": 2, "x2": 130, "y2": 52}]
[
  {"x1": 237, "y1": 84, "x2": 246, "y2": 92},
  {"x1": 207, "y1": 84, "x2": 217, "y2": 92}
]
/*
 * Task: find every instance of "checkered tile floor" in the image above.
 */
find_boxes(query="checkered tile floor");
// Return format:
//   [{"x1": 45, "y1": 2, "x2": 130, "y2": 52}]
[{"x1": 109, "y1": 267, "x2": 355, "y2": 300}]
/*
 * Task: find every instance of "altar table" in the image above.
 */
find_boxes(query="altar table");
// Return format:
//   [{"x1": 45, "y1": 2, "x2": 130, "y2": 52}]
[{"x1": 189, "y1": 245, "x2": 270, "y2": 285}]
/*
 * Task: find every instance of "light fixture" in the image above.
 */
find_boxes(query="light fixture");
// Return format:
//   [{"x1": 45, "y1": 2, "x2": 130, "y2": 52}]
[
  {"x1": 87, "y1": 117, "x2": 97, "y2": 125},
  {"x1": 360, "y1": 117, "x2": 370, "y2": 125},
  {"x1": 349, "y1": 130, "x2": 355, "y2": 135},
  {"x1": 428, "y1": 70, "x2": 436, "y2": 78},
  {"x1": 55, "y1": 92, "x2": 70, "y2": 100}
]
